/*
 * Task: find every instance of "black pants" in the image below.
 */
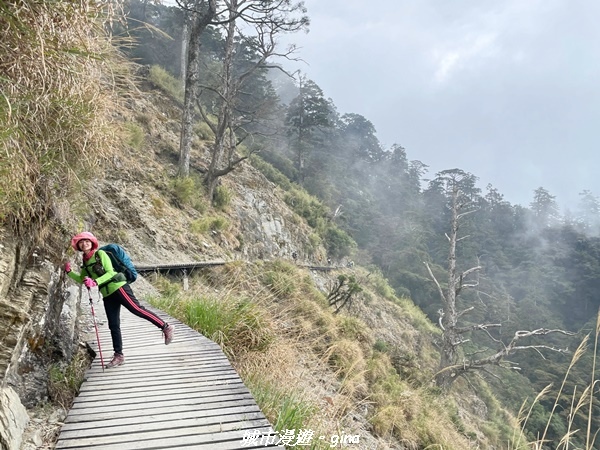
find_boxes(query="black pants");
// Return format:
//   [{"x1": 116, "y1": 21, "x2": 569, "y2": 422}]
[{"x1": 102, "y1": 284, "x2": 166, "y2": 355}]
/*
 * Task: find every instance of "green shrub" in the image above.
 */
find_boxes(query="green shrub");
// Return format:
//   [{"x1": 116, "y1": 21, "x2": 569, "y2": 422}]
[
  {"x1": 150, "y1": 293, "x2": 273, "y2": 358},
  {"x1": 338, "y1": 316, "x2": 371, "y2": 346},
  {"x1": 149, "y1": 65, "x2": 184, "y2": 103},
  {"x1": 213, "y1": 185, "x2": 232, "y2": 210},
  {"x1": 263, "y1": 271, "x2": 296, "y2": 297},
  {"x1": 193, "y1": 120, "x2": 214, "y2": 140},
  {"x1": 169, "y1": 176, "x2": 206, "y2": 212},
  {"x1": 266, "y1": 260, "x2": 297, "y2": 274},
  {"x1": 191, "y1": 216, "x2": 229, "y2": 234},
  {"x1": 250, "y1": 154, "x2": 294, "y2": 191},
  {"x1": 123, "y1": 122, "x2": 144, "y2": 150},
  {"x1": 48, "y1": 349, "x2": 90, "y2": 408},
  {"x1": 323, "y1": 225, "x2": 356, "y2": 259},
  {"x1": 374, "y1": 339, "x2": 389, "y2": 353},
  {"x1": 154, "y1": 277, "x2": 182, "y2": 299},
  {"x1": 284, "y1": 188, "x2": 329, "y2": 230},
  {"x1": 0, "y1": 1, "x2": 118, "y2": 235},
  {"x1": 368, "y1": 268, "x2": 397, "y2": 301},
  {"x1": 254, "y1": 148, "x2": 298, "y2": 182},
  {"x1": 307, "y1": 233, "x2": 321, "y2": 252},
  {"x1": 246, "y1": 377, "x2": 317, "y2": 436}
]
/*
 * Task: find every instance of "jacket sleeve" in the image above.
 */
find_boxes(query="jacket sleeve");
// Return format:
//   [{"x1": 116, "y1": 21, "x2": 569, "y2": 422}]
[
  {"x1": 94, "y1": 250, "x2": 118, "y2": 286},
  {"x1": 67, "y1": 270, "x2": 84, "y2": 283}
]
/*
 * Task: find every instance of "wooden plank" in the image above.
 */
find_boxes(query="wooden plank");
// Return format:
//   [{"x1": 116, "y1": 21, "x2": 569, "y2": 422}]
[
  {"x1": 73, "y1": 380, "x2": 246, "y2": 402},
  {"x1": 161, "y1": 442, "x2": 284, "y2": 450},
  {"x1": 59, "y1": 410, "x2": 269, "y2": 439},
  {"x1": 56, "y1": 419, "x2": 272, "y2": 448},
  {"x1": 64, "y1": 398, "x2": 262, "y2": 423},
  {"x1": 84, "y1": 354, "x2": 231, "y2": 372},
  {"x1": 78, "y1": 372, "x2": 241, "y2": 392},
  {"x1": 70, "y1": 386, "x2": 251, "y2": 409},
  {"x1": 81, "y1": 365, "x2": 237, "y2": 384},
  {"x1": 66, "y1": 392, "x2": 257, "y2": 416},
  {"x1": 78, "y1": 380, "x2": 242, "y2": 398},
  {"x1": 83, "y1": 356, "x2": 232, "y2": 376},
  {"x1": 65, "y1": 396, "x2": 256, "y2": 423},
  {"x1": 60, "y1": 404, "x2": 263, "y2": 432},
  {"x1": 84, "y1": 353, "x2": 233, "y2": 368},
  {"x1": 82, "y1": 361, "x2": 236, "y2": 380},
  {"x1": 135, "y1": 261, "x2": 227, "y2": 272}
]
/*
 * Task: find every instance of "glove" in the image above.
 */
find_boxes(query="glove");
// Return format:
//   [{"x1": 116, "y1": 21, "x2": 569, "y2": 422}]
[
  {"x1": 83, "y1": 277, "x2": 97, "y2": 289},
  {"x1": 64, "y1": 262, "x2": 71, "y2": 273}
]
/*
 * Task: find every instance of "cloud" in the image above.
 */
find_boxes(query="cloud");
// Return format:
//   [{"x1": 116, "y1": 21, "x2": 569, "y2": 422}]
[
  {"x1": 277, "y1": 0, "x2": 600, "y2": 207},
  {"x1": 432, "y1": 33, "x2": 498, "y2": 84}
]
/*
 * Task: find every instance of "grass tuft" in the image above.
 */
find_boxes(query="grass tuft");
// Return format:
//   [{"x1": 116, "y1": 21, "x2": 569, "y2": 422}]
[
  {"x1": 47, "y1": 347, "x2": 91, "y2": 409},
  {"x1": 150, "y1": 293, "x2": 273, "y2": 358},
  {"x1": 0, "y1": 0, "x2": 120, "y2": 236},
  {"x1": 148, "y1": 65, "x2": 184, "y2": 103}
]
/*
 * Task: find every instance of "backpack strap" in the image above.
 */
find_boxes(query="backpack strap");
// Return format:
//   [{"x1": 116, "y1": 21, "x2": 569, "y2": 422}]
[
  {"x1": 82, "y1": 260, "x2": 94, "y2": 279},
  {"x1": 82, "y1": 251, "x2": 119, "y2": 289}
]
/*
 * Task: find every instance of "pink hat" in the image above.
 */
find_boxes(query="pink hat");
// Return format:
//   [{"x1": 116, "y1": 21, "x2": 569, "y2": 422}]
[{"x1": 71, "y1": 232, "x2": 99, "y2": 252}]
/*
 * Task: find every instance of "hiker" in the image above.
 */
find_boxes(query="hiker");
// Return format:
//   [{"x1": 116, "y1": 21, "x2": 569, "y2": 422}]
[{"x1": 64, "y1": 232, "x2": 174, "y2": 368}]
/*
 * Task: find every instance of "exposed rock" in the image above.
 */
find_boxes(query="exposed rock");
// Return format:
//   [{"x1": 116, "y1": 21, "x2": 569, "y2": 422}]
[
  {"x1": 0, "y1": 225, "x2": 84, "y2": 450},
  {"x1": 0, "y1": 386, "x2": 28, "y2": 450}
]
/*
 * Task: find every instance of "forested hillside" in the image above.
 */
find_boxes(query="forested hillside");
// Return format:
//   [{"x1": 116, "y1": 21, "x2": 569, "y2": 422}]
[
  {"x1": 120, "y1": 1, "x2": 600, "y2": 447},
  {"x1": 2, "y1": 1, "x2": 600, "y2": 449}
]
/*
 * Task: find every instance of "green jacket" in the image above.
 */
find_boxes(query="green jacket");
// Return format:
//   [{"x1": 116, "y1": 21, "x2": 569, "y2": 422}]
[{"x1": 68, "y1": 250, "x2": 126, "y2": 297}]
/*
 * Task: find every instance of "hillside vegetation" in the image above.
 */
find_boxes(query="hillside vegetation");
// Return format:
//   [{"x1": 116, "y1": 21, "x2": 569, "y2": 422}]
[{"x1": 2, "y1": 1, "x2": 600, "y2": 450}]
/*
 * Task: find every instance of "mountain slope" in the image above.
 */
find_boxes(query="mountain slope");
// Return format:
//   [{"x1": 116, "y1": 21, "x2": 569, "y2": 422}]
[{"x1": 0, "y1": 27, "x2": 520, "y2": 450}]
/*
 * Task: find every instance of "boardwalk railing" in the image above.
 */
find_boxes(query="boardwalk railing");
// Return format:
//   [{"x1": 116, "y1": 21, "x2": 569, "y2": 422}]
[
  {"x1": 135, "y1": 260, "x2": 341, "y2": 275},
  {"x1": 56, "y1": 292, "x2": 282, "y2": 449},
  {"x1": 135, "y1": 261, "x2": 228, "y2": 274}
]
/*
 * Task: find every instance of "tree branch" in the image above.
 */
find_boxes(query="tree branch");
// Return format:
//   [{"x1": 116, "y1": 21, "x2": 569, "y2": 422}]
[{"x1": 424, "y1": 262, "x2": 446, "y2": 305}]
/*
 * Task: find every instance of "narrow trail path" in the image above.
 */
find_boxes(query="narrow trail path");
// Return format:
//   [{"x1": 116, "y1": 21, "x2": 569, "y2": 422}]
[{"x1": 56, "y1": 294, "x2": 282, "y2": 449}]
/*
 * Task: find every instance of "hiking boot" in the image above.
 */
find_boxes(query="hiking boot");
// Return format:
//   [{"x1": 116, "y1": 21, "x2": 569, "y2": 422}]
[
  {"x1": 163, "y1": 323, "x2": 174, "y2": 345},
  {"x1": 105, "y1": 353, "x2": 125, "y2": 369}
]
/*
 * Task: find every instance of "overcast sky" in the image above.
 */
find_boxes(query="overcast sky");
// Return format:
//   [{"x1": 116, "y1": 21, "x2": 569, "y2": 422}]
[{"x1": 277, "y1": 0, "x2": 600, "y2": 209}]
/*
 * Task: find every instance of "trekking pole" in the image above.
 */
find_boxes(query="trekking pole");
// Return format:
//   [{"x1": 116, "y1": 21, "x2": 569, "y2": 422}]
[{"x1": 87, "y1": 287, "x2": 105, "y2": 372}]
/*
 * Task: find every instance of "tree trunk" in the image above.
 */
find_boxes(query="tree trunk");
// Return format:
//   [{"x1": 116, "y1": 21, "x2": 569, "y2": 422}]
[
  {"x1": 204, "y1": 5, "x2": 236, "y2": 200},
  {"x1": 178, "y1": 1, "x2": 216, "y2": 177},
  {"x1": 181, "y1": 19, "x2": 188, "y2": 81}
]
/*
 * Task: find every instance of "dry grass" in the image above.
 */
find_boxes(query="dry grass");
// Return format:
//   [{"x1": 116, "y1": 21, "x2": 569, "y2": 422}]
[
  {"x1": 0, "y1": 0, "x2": 121, "y2": 236},
  {"x1": 215, "y1": 262, "x2": 494, "y2": 448},
  {"x1": 510, "y1": 309, "x2": 600, "y2": 450},
  {"x1": 147, "y1": 258, "x2": 515, "y2": 449}
]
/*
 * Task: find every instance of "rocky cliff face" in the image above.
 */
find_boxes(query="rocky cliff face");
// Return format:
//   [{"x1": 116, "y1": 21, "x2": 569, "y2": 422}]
[{"x1": 0, "y1": 228, "x2": 82, "y2": 450}]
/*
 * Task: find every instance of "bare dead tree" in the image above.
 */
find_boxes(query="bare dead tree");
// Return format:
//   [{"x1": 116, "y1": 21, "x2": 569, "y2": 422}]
[
  {"x1": 176, "y1": 0, "x2": 308, "y2": 190},
  {"x1": 176, "y1": 0, "x2": 219, "y2": 177},
  {"x1": 424, "y1": 169, "x2": 574, "y2": 390},
  {"x1": 202, "y1": 0, "x2": 307, "y2": 200}
]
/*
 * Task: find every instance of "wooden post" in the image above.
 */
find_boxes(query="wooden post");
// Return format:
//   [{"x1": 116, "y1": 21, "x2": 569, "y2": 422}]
[{"x1": 183, "y1": 269, "x2": 189, "y2": 291}]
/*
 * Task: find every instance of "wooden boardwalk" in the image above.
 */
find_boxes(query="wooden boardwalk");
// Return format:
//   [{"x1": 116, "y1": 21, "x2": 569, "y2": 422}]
[
  {"x1": 135, "y1": 261, "x2": 227, "y2": 274},
  {"x1": 56, "y1": 294, "x2": 282, "y2": 449}
]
